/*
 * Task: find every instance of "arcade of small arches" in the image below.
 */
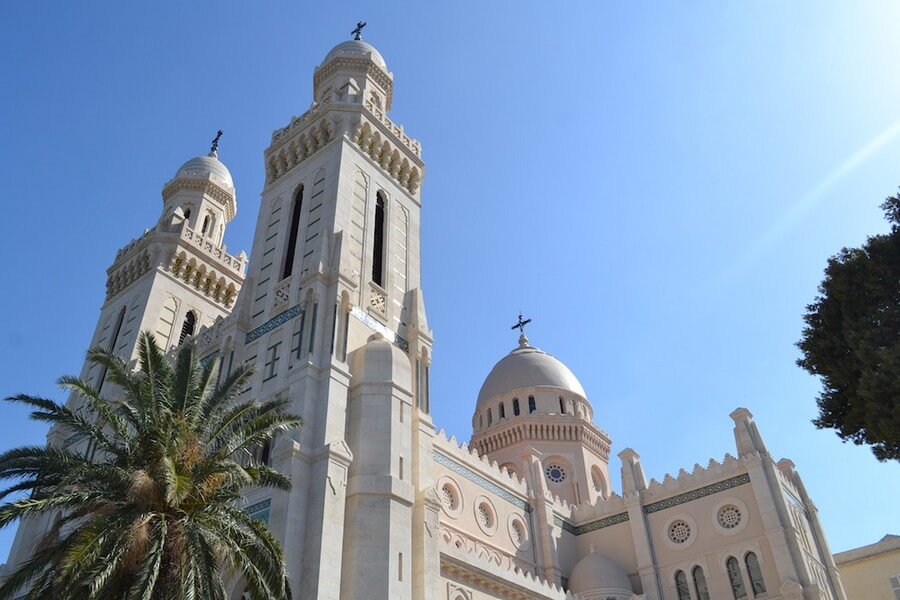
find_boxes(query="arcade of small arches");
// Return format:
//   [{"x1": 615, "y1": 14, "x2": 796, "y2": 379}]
[
  {"x1": 168, "y1": 251, "x2": 238, "y2": 307},
  {"x1": 266, "y1": 120, "x2": 334, "y2": 184}
]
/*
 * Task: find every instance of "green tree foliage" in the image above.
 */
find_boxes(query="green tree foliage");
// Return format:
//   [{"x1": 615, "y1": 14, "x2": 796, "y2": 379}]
[
  {"x1": 798, "y1": 194, "x2": 900, "y2": 461},
  {"x1": 0, "y1": 332, "x2": 302, "y2": 599}
]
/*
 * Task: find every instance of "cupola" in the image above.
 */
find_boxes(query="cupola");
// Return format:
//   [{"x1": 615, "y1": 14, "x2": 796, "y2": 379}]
[
  {"x1": 314, "y1": 35, "x2": 394, "y2": 111},
  {"x1": 469, "y1": 330, "x2": 612, "y2": 505}
]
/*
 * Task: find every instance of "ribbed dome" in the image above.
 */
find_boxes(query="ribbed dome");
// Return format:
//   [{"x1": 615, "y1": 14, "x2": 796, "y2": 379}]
[
  {"x1": 174, "y1": 153, "x2": 234, "y2": 191},
  {"x1": 477, "y1": 335, "x2": 586, "y2": 407},
  {"x1": 568, "y1": 551, "x2": 632, "y2": 595},
  {"x1": 323, "y1": 40, "x2": 387, "y2": 70}
]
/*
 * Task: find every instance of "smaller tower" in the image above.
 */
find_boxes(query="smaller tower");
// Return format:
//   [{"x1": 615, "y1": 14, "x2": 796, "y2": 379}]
[{"x1": 470, "y1": 332, "x2": 612, "y2": 505}]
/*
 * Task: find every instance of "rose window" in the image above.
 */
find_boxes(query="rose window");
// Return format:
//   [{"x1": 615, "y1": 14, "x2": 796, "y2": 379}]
[
  {"x1": 718, "y1": 505, "x2": 742, "y2": 529},
  {"x1": 545, "y1": 464, "x2": 567, "y2": 483},
  {"x1": 668, "y1": 520, "x2": 691, "y2": 544}
]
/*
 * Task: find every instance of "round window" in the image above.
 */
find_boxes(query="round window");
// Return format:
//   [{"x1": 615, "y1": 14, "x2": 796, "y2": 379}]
[
  {"x1": 717, "y1": 504, "x2": 742, "y2": 529},
  {"x1": 510, "y1": 520, "x2": 524, "y2": 545},
  {"x1": 441, "y1": 484, "x2": 458, "y2": 510},
  {"x1": 545, "y1": 464, "x2": 567, "y2": 483},
  {"x1": 477, "y1": 503, "x2": 494, "y2": 528},
  {"x1": 668, "y1": 519, "x2": 691, "y2": 544}
]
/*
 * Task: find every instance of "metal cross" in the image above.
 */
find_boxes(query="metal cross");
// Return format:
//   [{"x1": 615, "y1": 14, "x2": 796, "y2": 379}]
[
  {"x1": 210, "y1": 129, "x2": 223, "y2": 155},
  {"x1": 351, "y1": 21, "x2": 367, "y2": 41},
  {"x1": 510, "y1": 313, "x2": 532, "y2": 334}
]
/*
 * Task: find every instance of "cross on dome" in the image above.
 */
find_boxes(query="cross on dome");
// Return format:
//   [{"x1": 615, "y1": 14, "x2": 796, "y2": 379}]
[
  {"x1": 351, "y1": 21, "x2": 367, "y2": 41},
  {"x1": 209, "y1": 129, "x2": 223, "y2": 157}
]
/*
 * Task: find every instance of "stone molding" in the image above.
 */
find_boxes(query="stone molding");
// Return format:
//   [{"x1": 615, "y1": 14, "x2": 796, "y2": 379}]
[
  {"x1": 162, "y1": 177, "x2": 236, "y2": 221},
  {"x1": 643, "y1": 474, "x2": 751, "y2": 515},
  {"x1": 470, "y1": 415, "x2": 612, "y2": 461}
]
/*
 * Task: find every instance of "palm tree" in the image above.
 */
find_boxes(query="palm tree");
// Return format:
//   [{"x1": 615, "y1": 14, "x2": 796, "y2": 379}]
[{"x1": 0, "y1": 332, "x2": 302, "y2": 600}]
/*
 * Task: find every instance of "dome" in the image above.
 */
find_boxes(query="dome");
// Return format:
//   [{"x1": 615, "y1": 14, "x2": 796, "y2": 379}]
[
  {"x1": 477, "y1": 335, "x2": 587, "y2": 407},
  {"x1": 323, "y1": 39, "x2": 387, "y2": 70},
  {"x1": 568, "y1": 551, "x2": 633, "y2": 596},
  {"x1": 173, "y1": 153, "x2": 234, "y2": 191},
  {"x1": 349, "y1": 333, "x2": 411, "y2": 391}
]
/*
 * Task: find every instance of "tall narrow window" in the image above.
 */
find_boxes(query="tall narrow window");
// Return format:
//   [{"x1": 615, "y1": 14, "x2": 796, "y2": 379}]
[
  {"x1": 282, "y1": 185, "x2": 304, "y2": 280},
  {"x1": 559, "y1": 396, "x2": 566, "y2": 414},
  {"x1": 264, "y1": 343, "x2": 281, "y2": 380},
  {"x1": 499, "y1": 402, "x2": 505, "y2": 419},
  {"x1": 692, "y1": 566, "x2": 711, "y2": 600},
  {"x1": 487, "y1": 408, "x2": 492, "y2": 426},
  {"x1": 674, "y1": 571, "x2": 690, "y2": 600},
  {"x1": 745, "y1": 552, "x2": 766, "y2": 596},
  {"x1": 179, "y1": 310, "x2": 196, "y2": 344},
  {"x1": 513, "y1": 398, "x2": 520, "y2": 416},
  {"x1": 201, "y1": 214, "x2": 210, "y2": 235},
  {"x1": 528, "y1": 396, "x2": 536, "y2": 414},
  {"x1": 98, "y1": 306, "x2": 126, "y2": 390},
  {"x1": 726, "y1": 556, "x2": 748, "y2": 599},
  {"x1": 372, "y1": 192, "x2": 386, "y2": 286}
]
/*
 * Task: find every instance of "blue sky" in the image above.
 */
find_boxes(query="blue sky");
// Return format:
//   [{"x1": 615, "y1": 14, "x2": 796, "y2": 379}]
[{"x1": 1, "y1": 2, "x2": 898, "y2": 560}]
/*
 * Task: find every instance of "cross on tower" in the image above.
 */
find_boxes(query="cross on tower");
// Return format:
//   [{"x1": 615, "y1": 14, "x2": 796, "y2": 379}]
[
  {"x1": 210, "y1": 129, "x2": 223, "y2": 155},
  {"x1": 510, "y1": 313, "x2": 532, "y2": 334},
  {"x1": 351, "y1": 21, "x2": 367, "y2": 41}
]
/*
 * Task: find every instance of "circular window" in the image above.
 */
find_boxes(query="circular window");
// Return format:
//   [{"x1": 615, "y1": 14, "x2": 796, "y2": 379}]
[
  {"x1": 441, "y1": 484, "x2": 458, "y2": 511},
  {"x1": 545, "y1": 464, "x2": 567, "y2": 483},
  {"x1": 668, "y1": 520, "x2": 691, "y2": 544},
  {"x1": 477, "y1": 503, "x2": 494, "y2": 528},
  {"x1": 510, "y1": 520, "x2": 524, "y2": 545},
  {"x1": 717, "y1": 504, "x2": 742, "y2": 529}
]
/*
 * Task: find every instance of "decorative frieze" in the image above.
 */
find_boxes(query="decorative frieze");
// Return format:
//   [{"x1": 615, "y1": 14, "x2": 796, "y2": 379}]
[
  {"x1": 244, "y1": 498, "x2": 271, "y2": 524},
  {"x1": 350, "y1": 305, "x2": 408, "y2": 352},
  {"x1": 555, "y1": 512, "x2": 630, "y2": 536},
  {"x1": 245, "y1": 304, "x2": 303, "y2": 343},
  {"x1": 643, "y1": 473, "x2": 751, "y2": 514},
  {"x1": 434, "y1": 451, "x2": 531, "y2": 513}
]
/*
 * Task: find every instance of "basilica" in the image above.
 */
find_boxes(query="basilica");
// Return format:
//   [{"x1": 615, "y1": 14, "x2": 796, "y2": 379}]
[{"x1": 2, "y1": 35, "x2": 849, "y2": 600}]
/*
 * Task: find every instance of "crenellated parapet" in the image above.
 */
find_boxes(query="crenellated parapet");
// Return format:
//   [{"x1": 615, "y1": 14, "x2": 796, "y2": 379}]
[
  {"x1": 433, "y1": 429, "x2": 530, "y2": 497},
  {"x1": 440, "y1": 537, "x2": 575, "y2": 600},
  {"x1": 641, "y1": 451, "x2": 756, "y2": 500}
]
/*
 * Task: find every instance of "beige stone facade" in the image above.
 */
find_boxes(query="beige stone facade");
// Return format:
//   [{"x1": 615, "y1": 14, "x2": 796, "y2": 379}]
[
  {"x1": 3, "y1": 38, "x2": 852, "y2": 600},
  {"x1": 834, "y1": 535, "x2": 900, "y2": 600}
]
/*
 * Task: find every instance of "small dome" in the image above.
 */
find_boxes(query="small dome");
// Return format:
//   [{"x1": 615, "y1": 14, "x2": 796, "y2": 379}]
[
  {"x1": 477, "y1": 335, "x2": 586, "y2": 407},
  {"x1": 323, "y1": 39, "x2": 387, "y2": 70},
  {"x1": 568, "y1": 551, "x2": 633, "y2": 596},
  {"x1": 174, "y1": 153, "x2": 234, "y2": 191},
  {"x1": 349, "y1": 333, "x2": 411, "y2": 390}
]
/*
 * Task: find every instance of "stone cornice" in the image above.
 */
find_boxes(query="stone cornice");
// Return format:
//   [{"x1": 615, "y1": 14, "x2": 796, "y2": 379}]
[
  {"x1": 162, "y1": 178, "x2": 236, "y2": 221},
  {"x1": 313, "y1": 57, "x2": 393, "y2": 108},
  {"x1": 470, "y1": 415, "x2": 612, "y2": 461}
]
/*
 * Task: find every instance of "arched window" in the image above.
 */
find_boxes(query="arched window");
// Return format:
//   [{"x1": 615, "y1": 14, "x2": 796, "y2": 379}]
[
  {"x1": 372, "y1": 192, "x2": 386, "y2": 286},
  {"x1": 201, "y1": 214, "x2": 210, "y2": 235},
  {"x1": 282, "y1": 185, "x2": 304, "y2": 280},
  {"x1": 726, "y1": 556, "x2": 748, "y2": 599},
  {"x1": 692, "y1": 566, "x2": 711, "y2": 600},
  {"x1": 182, "y1": 207, "x2": 191, "y2": 220},
  {"x1": 479, "y1": 414, "x2": 483, "y2": 430},
  {"x1": 487, "y1": 408, "x2": 492, "y2": 426},
  {"x1": 559, "y1": 396, "x2": 566, "y2": 414},
  {"x1": 513, "y1": 398, "x2": 520, "y2": 416},
  {"x1": 179, "y1": 310, "x2": 196, "y2": 344},
  {"x1": 528, "y1": 396, "x2": 536, "y2": 414},
  {"x1": 499, "y1": 402, "x2": 505, "y2": 419},
  {"x1": 674, "y1": 571, "x2": 690, "y2": 600},
  {"x1": 745, "y1": 552, "x2": 766, "y2": 596}
]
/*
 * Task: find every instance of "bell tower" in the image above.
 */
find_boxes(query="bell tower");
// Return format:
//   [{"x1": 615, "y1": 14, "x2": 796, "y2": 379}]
[{"x1": 221, "y1": 31, "x2": 432, "y2": 599}]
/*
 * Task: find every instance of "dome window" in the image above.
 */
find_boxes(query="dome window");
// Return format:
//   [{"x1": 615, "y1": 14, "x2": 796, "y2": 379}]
[
  {"x1": 499, "y1": 402, "x2": 505, "y2": 419},
  {"x1": 528, "y1": 396, "x2": 536, "y2": 414},
  {"x1": 512, "y1": 398, "x2": 520, "y2": 416},
  {"x1": 487, "y1": 408, "x2": 492, "y2": 426},
  {"x1": 545, "y1": 464, "x2": 566, "y2": 483},
  {"x1": 559, "y1": 396, "x2": 566, "y2": 414}
]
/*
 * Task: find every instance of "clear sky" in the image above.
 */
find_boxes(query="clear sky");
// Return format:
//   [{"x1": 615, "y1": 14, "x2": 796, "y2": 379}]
[{"x1": 1, "y1": 2, "x2": 898, "y2": 561}]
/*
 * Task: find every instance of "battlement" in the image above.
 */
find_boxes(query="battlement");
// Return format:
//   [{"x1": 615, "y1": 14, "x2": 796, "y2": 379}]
[
  {"x1": 440, "y1": 537, "x2": 574, "y2": 600},
  {"x1": 642, "y1": 451, "x2": 757, "y2": 501},
  {"x1": 434, "y1": 429, "x2": 530, "y2": 497}
]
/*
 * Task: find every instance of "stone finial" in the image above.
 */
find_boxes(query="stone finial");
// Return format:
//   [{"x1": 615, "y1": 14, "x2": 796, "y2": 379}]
[
  {"x1": 730, "y1": 406, "x2": 769, "y2": 457},
  {"x1": 618, "y1": 448, "x2": 647, "y2": 494}
]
